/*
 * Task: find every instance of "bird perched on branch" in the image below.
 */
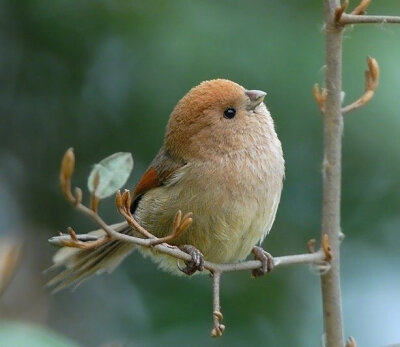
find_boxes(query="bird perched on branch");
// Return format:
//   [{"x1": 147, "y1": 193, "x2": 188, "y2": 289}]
[{"x1": 49, "y1": 79, "x2": 285, "y2": 290}]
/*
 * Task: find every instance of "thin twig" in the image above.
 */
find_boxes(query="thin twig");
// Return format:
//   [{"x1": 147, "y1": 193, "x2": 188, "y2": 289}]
[
  {"x1": 340, "y1": 13, "x2": 400, "y2": 25},
  {"x1": 116, "y1": 189, "x2": 156, "y2": 239},
  {"x1": 210, "y1": 271, "x2": 225, "y2": 337},
  {"x1": 350, "y1": 0, "x2": 371, "y2": 15},
  {"x1": 49, "y1": 228, "x2": 328, "y2": 274},
  {"x1": 116, "y1": 190, "x2": 193, "y2": 246},
  {"x1": 56, "y1": 227, "x2": 111, "y2": 250}
]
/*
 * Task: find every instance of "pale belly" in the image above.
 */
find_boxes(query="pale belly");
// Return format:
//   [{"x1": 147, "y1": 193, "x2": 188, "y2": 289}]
[{"x1": 134, "y1": 154, "x2": 283, "y2": 273}]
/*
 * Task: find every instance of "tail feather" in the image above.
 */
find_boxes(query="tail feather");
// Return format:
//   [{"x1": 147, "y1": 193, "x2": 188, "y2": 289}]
[
  {"x1": 47, "y1": 240, "x2": 121, "y2": 291},
  {"x1": 51, "y1": 241, "x2": 125, "y2": 293},
  {"x1": 47, "y1": 222, "x2": 135, "y2": 292}
]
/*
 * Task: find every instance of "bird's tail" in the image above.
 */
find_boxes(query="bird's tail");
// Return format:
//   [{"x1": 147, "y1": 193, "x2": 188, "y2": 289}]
[{"x1": 46, "y1": 222, "x2": 135, "y2": 292}]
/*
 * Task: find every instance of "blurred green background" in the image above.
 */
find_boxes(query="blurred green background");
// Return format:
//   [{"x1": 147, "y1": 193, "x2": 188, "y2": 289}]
[{"x1": 1, "y1": 1, "x2": 400, "y2": 346}]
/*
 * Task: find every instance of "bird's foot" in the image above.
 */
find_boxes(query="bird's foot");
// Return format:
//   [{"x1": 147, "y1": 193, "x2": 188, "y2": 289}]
[
  {"x1": 178, "y1": 245, "x2": 204, "y2": 275},
  {"x1": 252, "y1": 246, "x2": 274, "y2": 277}
]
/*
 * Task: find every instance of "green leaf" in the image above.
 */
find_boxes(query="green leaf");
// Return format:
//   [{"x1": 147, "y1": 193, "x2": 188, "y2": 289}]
[{"x1": 88, "y1": 152, "x2": 133, "y2": 199}]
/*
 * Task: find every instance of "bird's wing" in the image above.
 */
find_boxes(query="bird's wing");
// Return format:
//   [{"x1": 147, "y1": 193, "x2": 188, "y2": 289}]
[{"x1": 131, "y1": 149, "x2": 186, "y2": 213}]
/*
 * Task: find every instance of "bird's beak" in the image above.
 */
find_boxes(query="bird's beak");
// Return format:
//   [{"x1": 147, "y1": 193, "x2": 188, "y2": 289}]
[{"x1": 245, "y1": 90, "x2": 267, "y2": 110}]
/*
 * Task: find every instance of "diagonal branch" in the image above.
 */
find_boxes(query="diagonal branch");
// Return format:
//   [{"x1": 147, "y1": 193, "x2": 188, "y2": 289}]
[
  {"x1": 350, "y1": 0, "x2": 371, "y2": 15},
  {"x1": 116, "y1": 189, "x2": 193, "y2": 246}
]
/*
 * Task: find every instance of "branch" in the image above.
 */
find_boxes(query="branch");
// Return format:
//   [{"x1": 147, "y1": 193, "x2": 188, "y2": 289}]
[
  {"x1": 116, "y1": 189, "x2": 193, "y2": 246},
  {"x1": 340, "y1": 13, "x2": 400, "y2": 25},
  {"x1": 51, "y1": 148, "x2": 332, "y2": 337},
  {"x1": 333, "y1": 0, "x2": 400, "y2": 25},
  {"x1": 350, "y1": 0, "x2": 370, "y2": 15},
  {"x1": 210, "y1": 271, "x2": 225, "y2": 337},
  {"x1": 50, "y1": 230, "x2": 329, "y2": 274},
  {"x1": 321, "y1": 0, "x2": 346, "y2": 345}
]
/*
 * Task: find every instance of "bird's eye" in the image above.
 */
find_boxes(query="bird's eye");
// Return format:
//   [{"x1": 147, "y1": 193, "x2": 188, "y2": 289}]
[{"x1": 223, "y1": 108, "x2": 236, "y2": 119}]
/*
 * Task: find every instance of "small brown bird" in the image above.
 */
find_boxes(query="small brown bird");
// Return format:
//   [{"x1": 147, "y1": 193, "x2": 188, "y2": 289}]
[{"x1": 50, "y1": 79, "x2": 285, "y2": 290}]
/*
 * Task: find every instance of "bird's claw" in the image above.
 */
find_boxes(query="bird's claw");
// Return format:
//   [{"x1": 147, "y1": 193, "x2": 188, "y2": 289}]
[
  {"x1": 252, "y1": 246, "x2": 274, "y2": 277},
  {"x1": 178, "y1": 245, "x2": 204, "y2": 275}
]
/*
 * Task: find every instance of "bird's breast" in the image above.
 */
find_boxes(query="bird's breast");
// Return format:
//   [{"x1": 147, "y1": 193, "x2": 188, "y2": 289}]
[
  {"x1": 168, "y1": 144, "x2": 284, "y2": 261},
  {"x1": 135, "y1": 143, "x2": 284, "y2": 267}
]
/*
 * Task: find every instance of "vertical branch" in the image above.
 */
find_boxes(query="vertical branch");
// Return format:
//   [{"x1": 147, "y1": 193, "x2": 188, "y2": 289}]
[
  {"x1": 321, "y1": 1, "x2": 345, "y2": 346},
  {"x1": 210, "y1": 271, "x2": 225, "y2": 337}
]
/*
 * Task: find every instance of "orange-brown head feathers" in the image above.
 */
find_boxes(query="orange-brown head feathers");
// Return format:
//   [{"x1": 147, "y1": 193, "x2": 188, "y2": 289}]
[{"x1": 164, "y1": 79, "x2": 273, "y2": 160}]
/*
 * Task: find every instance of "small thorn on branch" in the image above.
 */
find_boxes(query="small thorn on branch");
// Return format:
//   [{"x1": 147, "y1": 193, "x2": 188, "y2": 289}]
[{"x1": 342, "y1": 56, "x2": 379, "y2": 115}]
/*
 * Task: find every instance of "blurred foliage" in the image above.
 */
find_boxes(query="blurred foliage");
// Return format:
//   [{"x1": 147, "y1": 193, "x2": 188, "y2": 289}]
[
  {"x1": 0, "y1": 322, "x2": 78, "y2": 347},
  {"x1": 1, "y1": 1, "x2": 400, "y2": 346}
]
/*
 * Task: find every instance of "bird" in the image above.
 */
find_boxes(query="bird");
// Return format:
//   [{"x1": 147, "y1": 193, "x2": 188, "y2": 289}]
[{"x1": 48, "y1": 79, "x2": 285, "y2": 291}]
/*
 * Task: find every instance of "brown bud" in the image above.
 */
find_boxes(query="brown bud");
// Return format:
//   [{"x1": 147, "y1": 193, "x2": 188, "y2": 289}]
[
  {"x1": 313, "y1": 83, "x2": 327, "y2": 113},
  {"x1": 334, "y1": 0, "x2": 349, "y2": 23},
  {"x1": 60, "y1": 148, "x2": 75, "y2": 184},
  {"x1": 366, "y1": 56, "x2": 379, "y2": 90},
  {"x1": 322, "y1": 234, "x2": 333, "y2": 261},
  {"x1": 121, "y1": 189, "x2": 131, "y2": 212},
  {"x1": 115, "y1": 190, "x2": 122, "y2": 210},
  {"x1": 67, "y1": 227, "x2": 78, "y2": 241}
]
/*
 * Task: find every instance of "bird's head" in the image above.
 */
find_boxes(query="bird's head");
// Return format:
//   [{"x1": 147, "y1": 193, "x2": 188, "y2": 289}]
[{"x1": 165, "y1": 79, "x2": 273, "y2": 160}]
